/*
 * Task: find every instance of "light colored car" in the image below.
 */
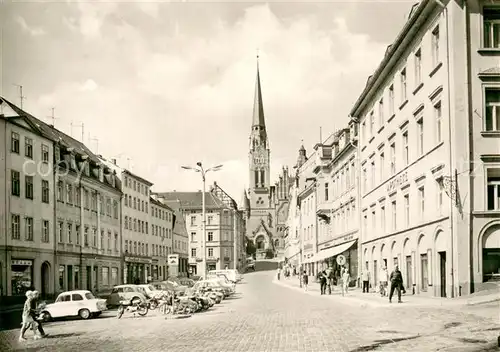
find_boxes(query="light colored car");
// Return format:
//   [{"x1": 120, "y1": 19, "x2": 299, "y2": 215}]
[
  {"x1": 137, "y1": 284, "x2": 164, "y2": 298},
  {"x1": 41, "y1": 290, "x2": 107, "y2": 321},
  {"x1": 106, "y1": 284, "x2": 148, "y2": 306}
]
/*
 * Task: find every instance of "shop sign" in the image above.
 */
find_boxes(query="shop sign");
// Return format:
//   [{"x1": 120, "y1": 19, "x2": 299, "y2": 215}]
[
  {"x1": 11, "y1": 259, "x2": 32, "y2": 266},
  {"x1": 337, "y1": 255, "x2": 346, "y2": 266},
  {"x1": 168, "y1": 254, "x2": 179, "y2": 265},
  {"x1": 125, "y1": 256, "x2": 152, "y2": 264},
  {"x1": 387, "y1": 171, "x2": 408, "y2": 192}
]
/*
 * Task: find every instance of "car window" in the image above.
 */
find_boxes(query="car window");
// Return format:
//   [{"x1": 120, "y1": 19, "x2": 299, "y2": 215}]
[
  {"x1": 124, "y1": 287, "x2": 134, "y2": 293},
  {"x1": 85, "y1": 292, "x2": 95, "y2": 300},
  {"x1": 56, "y1": 294, "x2": 70, "y2": 303},
  {"x1": 147, "y1": 285, "x2": 155, "y2": 291},
  {"x1": 72, "y1": 294, "x2": 83, "y2": 301},
  {"x1": 111, "y1": 288, "x2": 118, "y2": 293}
]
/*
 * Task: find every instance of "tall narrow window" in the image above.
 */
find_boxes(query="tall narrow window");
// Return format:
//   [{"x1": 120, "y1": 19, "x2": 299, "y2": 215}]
[
  {"x1": 11, "y1": 170, "x2": 20, "y2": 196},
  {"x1": 485, "y1": 88, "x2": 500, "y2": 131},
  {"x1": 42, "y1": 180, "x2": 49, "y2": 203},
  {"x1": 402, "y1": 131, "x2": 409, "y2": 166},
  {"x1": 414, "y1": 49, "x2": 422, "y2": 86},
  {"x1": 362, "y1": 122, "x2": 366, "y2": 144},
  {"x1": 380, "y1": 204, "x2": 386, "y2": 231},
  {"x1": 363, "y1": 168, "x2": 367, "y2": 193},
  {"x1": 418, "y1": 186, "x2": 425, "y2": 219},
  {"x1": 11, "y1": 132, "x2": 20, "y2": 153},
  {"x1": 390, "y1": 142, "x2": 396, "y2": 175},
  {"x1": 391, "y1": 200, "x2": 397, "y2": 231},
  {"x1": 487, "y1": 168, "x2": 500, "y2": 210},
  {"x1": 389, "y1": 84, "x2": 395, "y2": 116},
  {"x1": 417, "y1": 118, "x2": 424, "y2": 156},
  {"x1": 379, "y1": 99, "x2": 384, "y2": 126},
  {"x1": 371, "y1": 160, "x2": 376, "y2": 188},
  {"x1": 380, "y1": 152, "x2": 385, "y2": 181},
  {"x1": 420, "y1": 254, "x2": 428, "y2": 291},
  {"x1": 401, "y1": 68, "x2": 407, "y2": 102},
  {"x1": 370, "y1": 111, "x2": 375, "y2": 136},
  {"x1": 435, "y1": 102, "x2": 442, "y2": 143},
  {"x1": 432, "y1": 26, "x2": 440, "y2": 66},
  {"x1": 483, "y1": 8, "x2": 500, "y2": 48},
  {"x1": 25, "y1": 217, "x2": 33, "y2": 241},
  {"x1": 254, "y1": 170, "x2": 259, "y2": 187},
  {"x1": 25, "y1": 176, "x2": 33, "y2": 200},
  {"x1": 12, "y1": 214, "x2": 20, "y2": 239},
  {"x1": 324, "y1": 183, "x2": 329, "y2": 201},
  {"x1": 25, "y1": 137, "x2": 33, "y2": 159},
  {"x1": 404, "y1": 194, "x2": 410, "y2": 226},
  {"x1": 260, "y1": 170, "x2": 265, "y2": 187},
  {"x1": 437, "y1": 181, "x2": 444, "y2": 215}
]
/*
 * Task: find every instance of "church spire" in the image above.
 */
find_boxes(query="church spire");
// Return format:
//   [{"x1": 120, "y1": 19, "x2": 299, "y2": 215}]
[{"x1": 252, "y1": 53, "x2": 266, "y2": 128}]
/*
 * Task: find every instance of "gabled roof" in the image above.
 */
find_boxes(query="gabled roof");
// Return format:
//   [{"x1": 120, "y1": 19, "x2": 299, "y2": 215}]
[
  {"x1": 150, "y1": 197, "x2": 174, "y2": 211},
  {"x1": 155, "y1": 191, "x2": 226, "y2": 210},
  {"x1": 0, "y1": 96, "x2": 100, "y2": 164},
  {"x1": 254, "y1": 218, "x2": 273, "y2": 237}
]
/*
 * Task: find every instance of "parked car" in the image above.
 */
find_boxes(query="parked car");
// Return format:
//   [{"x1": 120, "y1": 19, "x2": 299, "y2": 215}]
[
  {"x1": 106, "y1": 285, "x2": 148, "y2": 307},
  {"x1": 208, "y1": 269, "x2": 242, "y2": 283},
  {"x1": 40, "y1": 290, "x2": 107, "y2": 321},
  {"x1": 194, "y1": 280, "x2": 231, "y2": 297},
  {"x1": 165, "y1": 278, "x2": 188, "y2": 295},
  {"x1": 137, "y1": 284, "x2": 164, "y2": 298},
  {"x1": 179, "y1": 278, "x2": 196, "y2": 288},
  {"x1": 208, "y1": 276, "x2": 236, "y2": 293}
]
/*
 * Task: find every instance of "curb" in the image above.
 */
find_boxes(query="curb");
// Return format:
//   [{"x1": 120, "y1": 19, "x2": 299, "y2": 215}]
[
  {"x1": 466, "y1": 297, "x2": 500, "y2": 306},
  {"x1": 272, "y1": 279, "x2": 382, "y2": 308}
]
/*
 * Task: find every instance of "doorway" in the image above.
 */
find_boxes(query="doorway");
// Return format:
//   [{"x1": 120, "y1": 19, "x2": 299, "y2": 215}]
[
  {"x1": 67, "y1": 266, "x2": 73, "y2": 291},
  {"x1": 405, "y1": 256, "x2": 412, "y2": 290},
  {"x1": 86, "y1": 266, "x2": 92, "y2": 290},
  {"x1": 439, "y1": 251, "x2": 446, "y2": 297},
  {"x1": 41, "y1": 262, "x2": 50, "y2": 297}
]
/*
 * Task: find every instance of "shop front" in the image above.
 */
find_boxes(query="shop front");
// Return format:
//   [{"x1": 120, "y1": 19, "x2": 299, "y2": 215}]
[
  {"x1": 124, "y1": 256, "x2": 152, "y2": 284},
  {"x1": 312, "y1": 233, "x2": 359, "y2": 286},
  {"x1": 11, "y1": 259, "x2": 34, "y2": 296}
]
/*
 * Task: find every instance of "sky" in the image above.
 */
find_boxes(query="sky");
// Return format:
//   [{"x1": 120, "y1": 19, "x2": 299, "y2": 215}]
[{"x1": 1, "y1": 0, "x2": 416, "y2": 205}]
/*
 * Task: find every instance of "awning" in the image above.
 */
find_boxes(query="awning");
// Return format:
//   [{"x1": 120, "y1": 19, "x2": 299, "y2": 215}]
[{"x1": 305, "y1": 239, "x2": 357, "y2": 264}]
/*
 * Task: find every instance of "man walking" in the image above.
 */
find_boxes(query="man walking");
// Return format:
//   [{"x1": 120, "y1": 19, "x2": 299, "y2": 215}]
[
  {"x1": 326, "y1": 266, "x2": 334, "y2": 294},
  {"x1": 319, "y1": 270, "x2": 328, "y2": 295},
  {"x1": 360, "y1": 267, "x2": 370, "y2": 293},
  {"x1": 389, "y1": 265, "x2": 403, "y2": 303}
]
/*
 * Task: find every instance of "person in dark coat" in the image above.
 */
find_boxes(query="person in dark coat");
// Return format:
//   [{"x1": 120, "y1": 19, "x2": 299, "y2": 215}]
[
  {"x1": 302, "y1": 270, "x2": 309, "y2": 291},
  {"x1": 319, "y1": 270, "x2": 328, "y2": 295},
  {"x1": 389, "y1": 265, "x2": 404, "y2": 303}
]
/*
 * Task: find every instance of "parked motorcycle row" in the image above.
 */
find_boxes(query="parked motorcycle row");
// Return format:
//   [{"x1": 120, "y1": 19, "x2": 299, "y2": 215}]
[{"x1": 116, "y1": 275, "x2": 239, "y2": 319}]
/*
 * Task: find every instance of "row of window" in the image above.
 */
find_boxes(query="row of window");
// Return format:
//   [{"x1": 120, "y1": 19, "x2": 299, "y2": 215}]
[
  {"x1": 324, "y1": 159, "x2": 356, "y2": 202},
  {"x1": 361, "y1": 102, "x2": 443, "y2": 195},
  {"x1": 189, "y1": 214, "x2": 225, "y2": 226},
  {"x1": 11, "y1": 171, "x2": 50, "y2": 202},
  {"x1": 190, "y1": 231, "x2": 231, "y2": 242},
  {"x1": 11, "y1": 215, "x2": 48, "y2": 242},
  {"x1": 123, "y1": 176, "x2": 150, "y2": 196},
  {"x1": 56, "y1": 181, "x2": 119, "y2": 218},
  {"x1": 190, "y1": 247, "x2": 231, "y2": 258},
  {"x1": 124, "y1": 239, "x2": 170, "y2": 257},
  {"x1": 322, "y1": 199, "x2": 357, "y2": 239},
  {"x1": 362, "y1": 179, "x2": 445, "y2": 238},
  {"x1": 57, "y1": 220, "x2": 119, "y2": 251},
  {"x1": 11, "y1": 131, "x2": 50, "y2": 162},
  {"x1": 152, "y1": 206, "x2": 171, "y2": 221}
]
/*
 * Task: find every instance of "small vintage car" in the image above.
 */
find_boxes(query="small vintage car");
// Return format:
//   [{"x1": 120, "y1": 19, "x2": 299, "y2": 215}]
[
  {"x1": 106, "y1": 284, "x2": 148, "y2": 307},
  {"x1": 40, "y1": 290, "x2": 107, "y2": 321}
]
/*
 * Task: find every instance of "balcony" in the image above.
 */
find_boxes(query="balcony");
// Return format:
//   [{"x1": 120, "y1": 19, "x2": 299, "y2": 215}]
[{"x1": 313, "y1": 144, "x2": 333, "y2": 174}]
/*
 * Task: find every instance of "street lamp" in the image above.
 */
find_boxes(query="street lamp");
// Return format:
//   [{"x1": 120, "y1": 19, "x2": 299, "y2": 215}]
[{"x1": 181, "y1": 162, "x2": 223, "y2": 280}]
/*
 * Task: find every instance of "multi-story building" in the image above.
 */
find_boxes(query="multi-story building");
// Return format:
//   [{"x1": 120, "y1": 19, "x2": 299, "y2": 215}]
[
  {"x1": 309, "y1": 125, "x2": 360, "y2": 281},
  {"x1": 149, "y1": 197, "x2": 174, "y2": 281},
  {"x1": 284, "y1": 177, "x2": 301, "y2": 268},
  {"x1": 350, "y1": 0, "x2": 500, "y2": 297},
  {"x1": 156, "y1": 182, "x2": 244, "y2": 276},
  {"x1": 0, "y1": 98, "x2": 55, "y2": 297},
  {"x1": 170, "y1": 200, "x2": 189, "y2": 277}
]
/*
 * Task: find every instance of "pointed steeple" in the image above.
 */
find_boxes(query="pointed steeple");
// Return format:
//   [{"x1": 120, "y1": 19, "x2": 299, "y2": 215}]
[{"x1": 252, "y1": 55, "x2": 266, "y2": 128}]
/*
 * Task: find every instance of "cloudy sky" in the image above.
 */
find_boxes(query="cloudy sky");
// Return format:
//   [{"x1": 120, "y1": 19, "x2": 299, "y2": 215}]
[{"x1": 2, "y1": 0, "x2": 415, "y2": 204}]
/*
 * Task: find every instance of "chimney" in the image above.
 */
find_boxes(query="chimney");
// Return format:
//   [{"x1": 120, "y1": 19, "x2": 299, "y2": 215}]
[{"x1": 111, "y1": 158, "x2": 117, "y2": 165}]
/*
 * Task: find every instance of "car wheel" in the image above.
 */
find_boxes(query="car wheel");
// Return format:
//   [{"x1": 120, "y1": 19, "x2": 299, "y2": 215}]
[
  {"x1": 41, "y1": 311, "x2": 52, "y2": 322},
  {"x1": 79, "y1": 309, "x2": 91, "y2": 320}
]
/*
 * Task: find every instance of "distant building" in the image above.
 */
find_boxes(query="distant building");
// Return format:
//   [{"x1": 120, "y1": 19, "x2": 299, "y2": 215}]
[
  {"x1": 149, "y1": 197, "x2": 174, "y2": 281},
  {"x1": 156, "y1": 182, "x2": 245, "y2": 276},
  {"x1": 242, "y1": 59, "x2": 293, "y2": 259}
]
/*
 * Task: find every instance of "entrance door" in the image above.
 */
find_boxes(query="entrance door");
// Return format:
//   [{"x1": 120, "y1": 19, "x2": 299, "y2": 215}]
[
  {"x1": 41, "y1": 262, "x2": 50, "y2": 297},
  {"x1": 67, "y1": 265, "x2": 73, "y2": 291},
  {"x1": 93, "y1": 266, "x2": 98, "y2": 292},
  {"x1": 86, "y1": 266, "x2": 91, "y2": 290},
  {"x1": 405, "y1": 256, "x2": 412, "y2": 290},
  {"x1": 439, "y1": 251, "x2": 446, "y2": 297}
]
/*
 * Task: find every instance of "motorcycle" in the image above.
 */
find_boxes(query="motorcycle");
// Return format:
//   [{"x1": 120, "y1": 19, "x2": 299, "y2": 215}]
[{"x1": 117, "y1": 299, "x2": 148, "y2": 319}]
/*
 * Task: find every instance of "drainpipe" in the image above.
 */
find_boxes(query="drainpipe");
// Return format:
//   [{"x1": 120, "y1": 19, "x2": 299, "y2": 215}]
[
  {"x1": 434, "y1": 0, "x2": 456, "y2": 298},
  {"x1": 4, "y1": 117, "x2": 8, "y2": 296}
]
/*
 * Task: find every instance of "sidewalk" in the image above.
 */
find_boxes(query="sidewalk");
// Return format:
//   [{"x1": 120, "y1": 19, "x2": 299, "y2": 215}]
[{"x1": 273, "y1": 276, "x2": 500, "y2": 309}]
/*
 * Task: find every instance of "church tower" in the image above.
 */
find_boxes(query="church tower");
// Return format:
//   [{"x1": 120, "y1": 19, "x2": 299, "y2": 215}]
[{"x1": 248, "y1": 56, "x2": 271, "y2": 209}]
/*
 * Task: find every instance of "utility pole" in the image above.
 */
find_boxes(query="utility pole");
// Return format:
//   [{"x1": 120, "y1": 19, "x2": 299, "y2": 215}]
[
  {"x1": 47, "y1": 108, "x2": 57, "y2": 126},
  {"x1": 233, "y1": 209, "x2": 238, "y2": 271},
  {"x1": 13, "y1": 84, "x2": 26, "y2": 109}
]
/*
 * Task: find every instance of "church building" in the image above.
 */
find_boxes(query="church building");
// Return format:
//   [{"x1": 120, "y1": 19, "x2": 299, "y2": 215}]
[{"x1": 241, "y1": 58, "x2": 294, "y2": 259}]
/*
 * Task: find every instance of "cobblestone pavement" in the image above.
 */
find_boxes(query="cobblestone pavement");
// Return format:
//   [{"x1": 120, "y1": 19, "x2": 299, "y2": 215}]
[{"x1": 0, "y1": 271, "x2": 499, "y2": 352}]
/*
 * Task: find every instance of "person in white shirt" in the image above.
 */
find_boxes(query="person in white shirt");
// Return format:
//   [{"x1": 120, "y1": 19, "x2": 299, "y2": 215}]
[
  {"x1": 379, "y1": 266, "x2": 388, "y2": 297},
  {"x1": 341, "y1": 267, "x2": 350, "y2": 296}
]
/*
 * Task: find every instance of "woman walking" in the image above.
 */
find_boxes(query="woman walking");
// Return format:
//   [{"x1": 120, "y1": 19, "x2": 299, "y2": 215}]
[{"x1": 19, "y1": 291, "x2": 36, "y2": 341}]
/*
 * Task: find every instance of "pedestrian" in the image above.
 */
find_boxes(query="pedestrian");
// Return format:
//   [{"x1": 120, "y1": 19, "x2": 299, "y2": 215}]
[
  {"x1": 326, "y1": 266, "x2": 334, "y2": 294},
  {"x1": 276, "y1": 267, "x2": 281, "y2": 281},
  {"x1": 388, "y1": 265, "x2": 404, "y2": 303},
  {"x1": 19, "y1": 290, "x2": 35, "y2": 341},
  {"x1": 319, "y1": 270, "x2": 328, "y2": 295},
  {"x1": 379, "y1": 266, "x2": 388, "y2": 297},
  {"x1": 341, "y1": 267, "x2": 350, "y2": 296},
  {"x1": 302, "y1": 270, "x2": 309, "y2": 291},
  {"x1": 30, "y1": 291, "x2": 48, "y2": 338},
  {"x1": 360, "y1": 267, "x2": 370, "y2": 293}
]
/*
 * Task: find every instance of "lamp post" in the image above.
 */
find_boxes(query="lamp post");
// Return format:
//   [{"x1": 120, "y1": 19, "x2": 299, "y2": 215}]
[{"x1": 181, "y1": 162, "x2": 223, "y2": 280}]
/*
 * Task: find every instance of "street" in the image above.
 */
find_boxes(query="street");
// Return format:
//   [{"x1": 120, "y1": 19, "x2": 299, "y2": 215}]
[{"x1": 0, "y1": 266, "x2": 499, "y2": 352}]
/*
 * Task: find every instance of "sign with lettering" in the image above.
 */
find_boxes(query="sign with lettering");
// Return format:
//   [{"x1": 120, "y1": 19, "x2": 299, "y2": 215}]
[
  {"x1": 168, "y1": 254, "x2": 179, "y2": 265},
  {"x1": 337, "y1": 255, "x2": 346, "y2": 266},
  {"x1": 11, "y1": 259, "x2": 32, "y2": 266},
  {"x1": 386, "y1": 171, "x2": 408, "y2": 192},
  {"x1": 125, "y1": 256, "x2": 152, "y2": 264}
]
